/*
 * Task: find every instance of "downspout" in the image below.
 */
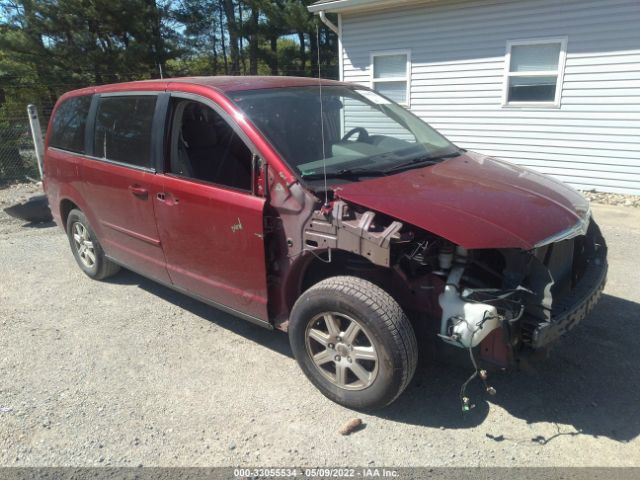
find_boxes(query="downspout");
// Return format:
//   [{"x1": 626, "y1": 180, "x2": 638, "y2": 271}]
[{"x1": 318, "y1": 11, "x2": 340, "y2": 36}]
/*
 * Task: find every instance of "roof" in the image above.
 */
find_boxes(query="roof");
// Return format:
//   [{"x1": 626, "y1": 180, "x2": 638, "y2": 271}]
[
  {"x1": 308, "y1": 0, "x2": 430, "y2": 13},
  {"x1": 63, "y1": 76, "x2": 345, "y2": 98},
  {"x1": 166, "y1": 76, "x2": 344, "y2": 92}
]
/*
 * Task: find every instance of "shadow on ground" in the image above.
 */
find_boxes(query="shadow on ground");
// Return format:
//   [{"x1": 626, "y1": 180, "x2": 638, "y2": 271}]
[
  {"x1": 22, "y1": 220, "x2": 56, "y2": 229},
  {"x1": 111, "y1": 269, "x2": 640, "y2": 443},
  {"x1": 109, "y1": 269, "x2": 293, "y2": 358}
]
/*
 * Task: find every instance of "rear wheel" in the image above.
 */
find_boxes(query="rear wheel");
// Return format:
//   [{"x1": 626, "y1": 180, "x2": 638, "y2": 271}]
[
  {"x1": 289, "y1": 276, "x2": 417, "y2": 410},
  {"x1": 66, "y1": 209, "x2": 120, "y2": 280}
]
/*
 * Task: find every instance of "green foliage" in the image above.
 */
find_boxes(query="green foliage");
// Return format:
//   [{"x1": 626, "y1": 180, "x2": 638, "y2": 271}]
[{"x1": 0, "y1": 0, "x2": 338, "y2": 180}]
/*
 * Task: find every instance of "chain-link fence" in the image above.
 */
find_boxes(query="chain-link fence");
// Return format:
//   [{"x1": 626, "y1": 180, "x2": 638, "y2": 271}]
[{"x1": 0, "y1": 104, "x2": 48, "y2": 185}]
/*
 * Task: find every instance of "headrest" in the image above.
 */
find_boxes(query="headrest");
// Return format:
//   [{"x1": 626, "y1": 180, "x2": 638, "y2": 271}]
[{"x1": 182, "y1": 104, "x2": 218, "y2": 149}]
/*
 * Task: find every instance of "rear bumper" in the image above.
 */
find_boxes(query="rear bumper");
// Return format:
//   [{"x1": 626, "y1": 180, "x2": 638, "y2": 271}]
[{"x1": 530, "y1": 222, "x2": 608, "y2": 348}]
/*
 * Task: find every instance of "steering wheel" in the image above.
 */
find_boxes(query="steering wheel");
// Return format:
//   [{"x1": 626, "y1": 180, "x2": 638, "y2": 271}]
[{"x1": 341, "y1": 127, "x2": 370, "y2": 143}]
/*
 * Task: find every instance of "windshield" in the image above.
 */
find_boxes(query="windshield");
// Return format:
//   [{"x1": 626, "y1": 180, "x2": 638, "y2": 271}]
[{"x1": 228, "y1": 86, "x2": 460, "y2": 182}]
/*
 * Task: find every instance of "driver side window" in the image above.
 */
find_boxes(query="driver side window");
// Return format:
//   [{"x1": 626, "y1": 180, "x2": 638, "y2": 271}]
[{"x1": 168, "y1": 99, "x2": 253, "y2": 192}]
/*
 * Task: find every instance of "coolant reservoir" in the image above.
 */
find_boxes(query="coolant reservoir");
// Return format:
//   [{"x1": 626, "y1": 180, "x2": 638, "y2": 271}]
[{"x1": 439, "y1": 285, "x2": 500, "y2": 348}]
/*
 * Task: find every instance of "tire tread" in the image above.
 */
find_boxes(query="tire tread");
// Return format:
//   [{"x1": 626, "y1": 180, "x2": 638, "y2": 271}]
[{"x1": 300, "y1": 275, "x2": 417, "y2": 406}]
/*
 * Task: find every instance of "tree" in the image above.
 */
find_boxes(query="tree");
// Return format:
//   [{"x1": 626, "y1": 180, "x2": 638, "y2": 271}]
[
  {"x1": 221, "y1": 0, "x2": 241, "y2": 74},
  {"x1": 173, "y1": 0, "x2": 222, "y2": 75}
]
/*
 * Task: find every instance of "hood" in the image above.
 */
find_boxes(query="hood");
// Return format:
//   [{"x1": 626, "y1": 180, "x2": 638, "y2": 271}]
[{"x1": 334, "y1": 151, "x2": 590, "y2": 250}]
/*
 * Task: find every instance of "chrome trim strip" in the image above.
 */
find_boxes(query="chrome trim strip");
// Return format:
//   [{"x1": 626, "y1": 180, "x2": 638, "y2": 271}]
[
  {"x1": 83, "y1": 154, "x2": 157, "y2": 173},
  {"x1": 534, "y1": 208, "x2": 591, "y2": 248},
  {"x1": 101, "y1": 220, "x2": 162, "y2": 246},
  {"x1": 48, "y1": 147, "x2": 156, "y2": 173},
  {"x1": 98, "y1": 91, "x2": 161, "y2": 97},
  {"x1": 48, "y1": 145, "x2": 85, "y2": 156}
]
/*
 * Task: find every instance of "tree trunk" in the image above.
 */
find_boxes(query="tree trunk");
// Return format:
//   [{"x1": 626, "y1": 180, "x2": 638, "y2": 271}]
[
  {"x1": 146, "y1": 0, "x2": 165, "y2": 78},
  {"x1": 219, "y1": 2, "x2": 229, "y2": 74},
  {"x1": 222, "y1": 0, "x2": 240, "y2": 74},
  {"x1": 310, "y1": 26, "x2": 318, "y2": 75},
  {"x1": 211, "y1": 30, "x2": 219, "y2": 75},
  {"x1": 249, "y1": 5, "x2": 259, "y2": 75},
  {"x1": 238, "y1": 1, "x2": 245, "y2": 74},
  {"x1": 270, "y1": 36, "x2": 278, "y2": 75},
  {"x1": 297, "y1": 31, "x2": 306, "y2": 76}
]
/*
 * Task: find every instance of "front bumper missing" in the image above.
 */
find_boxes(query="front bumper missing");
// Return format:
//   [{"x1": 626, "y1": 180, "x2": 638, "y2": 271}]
[{"x1": 530, "y1": 224, "x2": 608, "y2": 349}]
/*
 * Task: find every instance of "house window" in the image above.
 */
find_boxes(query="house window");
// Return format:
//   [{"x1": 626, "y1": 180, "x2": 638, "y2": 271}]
[
  {"x1": 503, "y1": 38, "x2": 567, "y2": 107},
  {"x1": 371, "y1": 51, "x2": 411, "y2": 106}
]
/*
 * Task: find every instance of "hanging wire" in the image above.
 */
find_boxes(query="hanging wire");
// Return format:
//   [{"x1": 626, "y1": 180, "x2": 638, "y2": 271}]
[{"x1": 316, "y1": 25, "x2": 329, "y2": 208}]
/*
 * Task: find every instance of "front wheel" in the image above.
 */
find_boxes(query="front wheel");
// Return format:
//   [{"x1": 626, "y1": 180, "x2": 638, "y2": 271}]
[{"x1": 289, "y1": 276, "x2": 417, "y2": 410}]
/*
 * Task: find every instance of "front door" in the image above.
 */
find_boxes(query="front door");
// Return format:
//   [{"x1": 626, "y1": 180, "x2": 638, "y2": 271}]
[{"x1": 154, "y1": 97, "x2": 268, "y2": 320}]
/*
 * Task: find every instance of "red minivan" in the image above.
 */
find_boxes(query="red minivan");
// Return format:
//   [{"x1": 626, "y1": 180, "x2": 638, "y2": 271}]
[{"x1": 43, "y1": 76, "x2": 607, "y2": 409}]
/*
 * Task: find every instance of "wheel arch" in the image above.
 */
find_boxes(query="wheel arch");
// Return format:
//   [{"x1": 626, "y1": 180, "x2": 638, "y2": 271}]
[
  {"x1": 284, "y1": 248, "x2": 396, "y2": 313},
  {"x1": 55, "y1": 186, "x2": 101, "y2": 239},
  {"x1": 59, "y1": 198, "x2": 79, "y2": 228}
]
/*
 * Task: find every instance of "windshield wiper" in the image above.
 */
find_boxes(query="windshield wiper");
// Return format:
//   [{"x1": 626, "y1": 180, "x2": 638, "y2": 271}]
[
  {"x1": 301, "y1": 168, "x2": 387, "y2": 181},
  {"x1": 384, "y1": 150, "x2": 462, "y2": 174}
]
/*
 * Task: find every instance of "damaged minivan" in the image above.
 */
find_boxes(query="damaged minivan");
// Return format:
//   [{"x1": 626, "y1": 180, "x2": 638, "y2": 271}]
[{"x1": 44, "y1": 76, "x2": 607, "y2": 409}]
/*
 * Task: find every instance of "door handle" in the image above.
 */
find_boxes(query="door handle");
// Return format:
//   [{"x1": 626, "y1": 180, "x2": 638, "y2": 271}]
[{"x1": 128, "y1": 185, "x2": 148, "y2": 198}]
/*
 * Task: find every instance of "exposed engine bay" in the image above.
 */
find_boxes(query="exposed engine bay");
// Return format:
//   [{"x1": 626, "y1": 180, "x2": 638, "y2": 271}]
[
  {"x1": 302, "y1": 199, "x2": 607, "y2": 355},
  {"x1": 294, "y1": 198, "x2": 608, "y2": 409}
]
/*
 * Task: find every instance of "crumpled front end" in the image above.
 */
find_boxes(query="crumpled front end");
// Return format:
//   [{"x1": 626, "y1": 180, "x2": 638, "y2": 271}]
[
  {"x1": 436, "y1": 218, "x2": 608, "y2": 365},
  {"x1": 293, "y1": 194, "x2": 607, "y2": 411},
  {"x1": 298, "y1": 196, "x2": 607, "y2": 367}
]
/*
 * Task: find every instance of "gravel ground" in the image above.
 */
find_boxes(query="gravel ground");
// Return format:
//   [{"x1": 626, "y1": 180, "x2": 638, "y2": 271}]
[
  {"x1": 0, "y1": 182, "x2": 44, "y2": 209},
  {"x1": 1, "y1": 182, "x2": 640, "y2": 467},
  {"x1": 582, "y1": 190, "x2": 640, "y2": 208}
]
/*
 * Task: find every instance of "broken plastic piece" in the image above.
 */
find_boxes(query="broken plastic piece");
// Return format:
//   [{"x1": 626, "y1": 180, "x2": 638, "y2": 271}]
[{"x1": 461, "y1": 397, "x2": 475, "y2": 412}]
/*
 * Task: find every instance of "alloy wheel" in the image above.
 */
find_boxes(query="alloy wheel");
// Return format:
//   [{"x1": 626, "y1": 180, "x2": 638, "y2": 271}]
[
  {"x1": 72, "y1": 221, "x2": 96, "y2": 268},
  {"x1": 305, "y1": 312, "x2": 379, "y2": 391}
]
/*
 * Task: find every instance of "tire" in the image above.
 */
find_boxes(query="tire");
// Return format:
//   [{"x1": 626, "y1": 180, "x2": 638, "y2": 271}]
[
  {"x1": 289, "y1": 275, "x2": 417, "y2": 410},
  {"x1": 66, "y1": 209, "x2": 120, "y2": 280}
]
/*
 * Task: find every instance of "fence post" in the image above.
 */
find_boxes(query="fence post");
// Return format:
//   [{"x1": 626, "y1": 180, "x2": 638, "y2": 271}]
[{"x1": 27, "y1": 104, "x2": 45, "y2": 179}]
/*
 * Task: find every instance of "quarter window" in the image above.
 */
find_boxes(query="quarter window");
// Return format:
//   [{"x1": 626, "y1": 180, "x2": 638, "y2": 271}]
[
  {"x1": 503, "y1": 38, "x2": 567, "y2": 107},
  {"x1": 94, "y1": 95, "x2": 157, "y2": 168},
  {"x1": 371, "y1": 51, "x2": 411, "y2": 105},
  {"x1": 49, "y1": 96, "x2": 92, "y2": 153}
]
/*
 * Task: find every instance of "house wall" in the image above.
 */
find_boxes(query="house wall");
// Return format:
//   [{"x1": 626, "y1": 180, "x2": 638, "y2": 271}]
[{"x1": 340, "y1": 0, "x2": 640, "y2": 194}]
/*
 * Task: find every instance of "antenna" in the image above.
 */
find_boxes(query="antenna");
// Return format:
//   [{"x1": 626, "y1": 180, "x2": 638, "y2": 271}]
[{"x1": 317, "y1": 25, "x2": 329, "y2": 208}]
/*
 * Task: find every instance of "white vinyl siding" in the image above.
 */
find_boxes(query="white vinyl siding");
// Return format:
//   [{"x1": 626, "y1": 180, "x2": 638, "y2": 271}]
[{"x1": 340, "y1": 0, "x2": 640, "y2": 194}]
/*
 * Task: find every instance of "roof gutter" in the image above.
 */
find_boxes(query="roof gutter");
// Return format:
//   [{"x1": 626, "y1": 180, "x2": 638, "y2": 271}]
[
  {"x1": 318, "y1": 10, "x2": 340, "y2": 36},
  {"x1": 309, "y1": 0, "x2": 432, "y2": 14},
  {"x1": 308, "y1": 0, "x2": 375, "y2": 13}
]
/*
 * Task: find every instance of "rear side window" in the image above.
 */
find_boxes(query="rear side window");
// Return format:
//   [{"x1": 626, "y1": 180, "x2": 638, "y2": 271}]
[
  {"x1": 94, "y1": 95, "x2": 157, "y2": 168},
  {"x1": 49, "y1": 96, "x2": 92, "y2": 153}
]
